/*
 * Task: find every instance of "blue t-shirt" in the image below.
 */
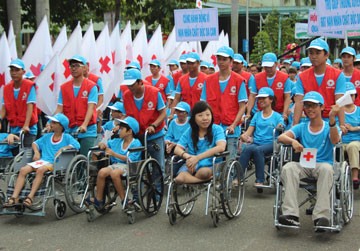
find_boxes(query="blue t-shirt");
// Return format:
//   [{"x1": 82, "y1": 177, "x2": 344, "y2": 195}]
[
  {"x1": 250, "y1": 110, "x2": 284, "y2": 145},
  {"x1": 289, "y1": 121, "x2": 336, "y2": 164},
  {"x1": 107, "y1": 138, "x2": 142, "y2": 164},
  {"x1": 165, "y1": 118, "x2": 190, "y2": 144},
  {"x1": 177, "y1": 124, "x2": 226, "y2": 168},
  {"x1": 343, "y1": 106, "x2": 360, "y2": 143},
  {"x1": 0, "y1": 133, "x2": 16, "y2": 157},
  {"x1": 95, "y1": 78, "x2": 104, "y2": 95},
  {"x1": 175, "y1": 77, "x2": 197, "y2": 94},
  {"x1": 167, "y1": 75, "x2": 175, "y2": 92},
  {"x1": 102, "y1": 120, "x2": 117, "y2": 132},
  {"x1": 34, "y1": 133, "x2": 80, "y2": 163}
]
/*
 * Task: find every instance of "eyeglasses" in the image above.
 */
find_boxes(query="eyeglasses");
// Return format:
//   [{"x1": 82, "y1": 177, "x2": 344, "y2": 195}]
[
  {"x1": 303, "y1": 102, "x2": 320, "y2": 109},
  {"x1": 70, "y1": 63, "x2": 83, "y2": 69}
]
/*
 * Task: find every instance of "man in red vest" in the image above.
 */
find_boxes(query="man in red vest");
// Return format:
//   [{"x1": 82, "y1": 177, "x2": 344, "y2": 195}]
[
  {"x1": 341, "y1": 47, "x2": 360, "y2": 106},
  {"x1": 121, "y1": 68, "x2": 167, "y2": 173},
  {"x1": 171, "y1": 54, "x2": 189, "y2": 91},
  {"x1": 55, "y1": 55, "x2": 98, "y2": 155},
  {"x1": 1, "y1": 59, "x2": 38, "y2": 147},
  {"x1": 201, "y1": 46, "x2": 248, "y2": 160},
  {"x1": 145, "y1": 59, "x2": 171, "y2": 104},
  {"x1": 293, "y1": 38, "x2": 346, "y2": 127},
  {"x1": 247, "y1": 52, "x2": 292, "y2": 121}
]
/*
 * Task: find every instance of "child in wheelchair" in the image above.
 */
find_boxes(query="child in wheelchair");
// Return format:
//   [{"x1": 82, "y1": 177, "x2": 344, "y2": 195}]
[
  {"x1": 173, "y1": 101, "x2": 226, "y2": 184},
  {"x1": 4, "y1": 113, "x2": 80, "y2": 207},
  {"x1": 101, "y1": 101, "x2": 126, "y2": 135},
  {"x1": 86, "y1": 116, "x2": 142, "y2": 210},
  {"x1": 277, "y1": 91, "x2": 340, "y2": 230}
]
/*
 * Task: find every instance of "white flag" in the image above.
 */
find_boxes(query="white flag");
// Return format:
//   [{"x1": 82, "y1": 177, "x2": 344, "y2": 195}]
[
  {"x1": 82, "y1": 21, "x2": 100, "y2": 75},
  {"x1": 202, "y1": 39, "x2": 218, "y2": 67},
  {"x1": 196, "y1": 0, "x2": 202, "y2": 9},
  {"x1": 120, "y1": 21, "x2": 133, "y2": 66},
  {"x1": 0, "y1": 33, "x2": 12, "y2": 109},
  {"x1": 148, "y1": 25, "x2": 165, "y2": 73},
  {"x1": 110, "y1": 21, "x2": 123, "y2": 98},
  {"x1": 52, "y1": 25, "x2": 67, "y2": 55},
  {"x1": 300, "y1": 148, "x2": 317, "y2": 169},
  {"x1": 132, "y1": 23, "x2": 149, "y2": 76},
  {"x1": 8, "y1": 20, "x2": 18, "y2": 60},
  {"x1": 22, "y1": 16, "x2": 53, "y2": 77},
  {"x1": 164, "y1": 26, "x2": 179, "y2": 63}
]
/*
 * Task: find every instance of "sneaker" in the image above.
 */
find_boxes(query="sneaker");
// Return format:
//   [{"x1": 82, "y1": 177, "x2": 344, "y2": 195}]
[
  {"x1": 353, "y1": 180, "x2": 359, "y2": 190},
  {"x1": 314, "y1": 217, "x2": 329, "y2": 232},
  {"x1": 278, "y1": 215, "x2": 300, "y2": 227}
]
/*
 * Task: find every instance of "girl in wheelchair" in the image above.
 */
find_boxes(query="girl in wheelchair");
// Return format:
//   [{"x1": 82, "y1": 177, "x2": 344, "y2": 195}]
[
  {"x1": 86, "y1": 116, "x2": 142, "y2": 210},
  {"x1": 173, "y1": 101, "x2": 226, "y2": 184},
  {"x1": 4, "y1": 113, "x2": 80, "y2": 207}
]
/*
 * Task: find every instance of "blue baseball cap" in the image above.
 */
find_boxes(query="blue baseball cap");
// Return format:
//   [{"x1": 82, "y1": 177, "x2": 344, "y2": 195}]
[
  {"x1": 186, "y1": 52, "x2": 200, "y2": 63},
  {"x1": 216, "y1": 46, "x2": 234, "y2": 58},
  {"x1": 167, "y1": 59, "x2": 179, "y2": 67},
  {"x1": 283, "y1": 59, "x2": 292, "y2": 65},
  {"x1": 46, "y1": 113, "x2": 70, "y2": 132},
  {"x1": 149, "y1": 59, "x2": 161, "y2": 67},
  {"x1": 256, "y1": 87, "x2": 274, "y2": 98},
  {"x1": 200, "y1": 61, "x2": 210, "y2": 68},
  {"x1": 326, "y1": 59, "x2": 331, "y2": 65},
  {"x1": 179, "y1": 54, "x2": 188, "y2": 63},
  {"x1": 122, "y1": 69, "x2": 142, "y2": 86},
  {"x1": 340, "y1": 47, "x2": 356, "y2": 56},
  {"x1": 9, "y1": 59, "x2": 25, "y2": 69},
  {"x1": 209, "y1": 63, "x2": 215, "y2": 70},
  {"x1": 108, "y1": 102, "x2": 126, "y2": 114},
  {"x1": 345, "y1": 82, "x2": 357, "y2": 94},
  {"x1": 307, "y1": 38, "x2": 329, "y2": 53},
  {"x1": 303, "y1": 91, "x2": 324, "y2": 105},
  {"x1": 291, "y1": 61, "x2": 300, "y2": 70},
  {"x1": 355, "y1": 54, "x2": 360, "y2": 63},
  {"x1": 126, "y1": 61, "x2": 141, "y2": 70},
  {"x1": 333, "y1": 58, "x2": 342, "y2": 65},
  {"x1": 233, "y1": 53, "x2": 245, "y2": 63},
  {"x1": 24, "y1": 71, "x2": 35, "y2": 79},
  {"x1": 300, "y1": 57, "x2": 312, "y2": 67},
  {"x1": 174, "y1": 101, "x2": 191, "y2": 114},
  {"x1": 117, "y1": 116, "x2": 139, "y2": 134},
  {"x1": 261, "y1": 52, "x2": 277, "y2": 67},
  {"x1": 68, "y1": 55, "x2": 87, "y2": 65}
]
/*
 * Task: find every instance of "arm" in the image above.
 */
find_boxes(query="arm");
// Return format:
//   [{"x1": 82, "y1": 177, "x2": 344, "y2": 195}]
[
  {"x1": 79, "y1": 103, "x2": 96, "y2": 132},
  {"x1": 22, "y1": 103, "x2": 34, "y2": 133},
  {"x1": 240, "y1": 126, "x2": 255, "y2": 142},
  {"x1": 292, "y1": 95, "x2": 303, "y2": 125},
  {"x1": 246, "y1": 93, "x2": 256, "y2": 117},
  {"x1": 329, "y1": 105, "x2": 341, "y2": 145},
  {"x1": 282, "y1": 93, "x2": 291, "y2": 120},
  {"x1": 228, "y1": 102, "x2": 246, "y2": 134},
  {"x1": 146, "y1": 108, "x2": 167, "y2": 134},
  {"x1": 0, "y1": 106, "x2": 6, "y2": 120},
  {"x1": 277, "y1": 130, "x2": 303, "y2": 153},
  {"x1": 32, "y1": 142, "x2": 41, "y2": 161},
  {"x1": 335, "y1": 93, "x2": 345, "y2": 127}
]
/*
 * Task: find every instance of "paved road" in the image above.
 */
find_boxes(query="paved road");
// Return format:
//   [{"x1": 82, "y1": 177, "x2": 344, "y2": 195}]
[{"x1": 0, "y1": 177, "x2": 359, "y2": 251}]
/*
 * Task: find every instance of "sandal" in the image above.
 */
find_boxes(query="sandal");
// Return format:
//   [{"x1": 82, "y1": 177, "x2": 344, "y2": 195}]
[
  {"x1": 23, "y1": 196, "x2": 33, "y2": 207},
  {"x1": 85, "y1": 196, "x2": 104, "y2": 210},
  {"x1": 4, "y1": 197, "x2": 19, "y2": 207}
]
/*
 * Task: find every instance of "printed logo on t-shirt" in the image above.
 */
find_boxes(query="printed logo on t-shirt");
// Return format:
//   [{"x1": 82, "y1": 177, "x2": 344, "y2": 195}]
[
  {"x1": 327, "y1": 80, "x2": 335, "y2": 88},
  {"x1": 355, "y1": 80, "x2": 360, "y2": 88},
  {"x1": 230, "y1": 86, "x2": 237, "y2": 95},
  {"x1": 159, "y1": 83, "x2": 164, "y2": 89},
  {"x1": 147, "y1": 101, "x2": 154, "y2": 110},
  {"x1": 197, "y1": 83, "x2": 204, "y2": 90},
  {"x1": 82, "y1": 90, "x2": 88, "y2": 97},
  {"x1": 22, "y1": 92, "x2": 27, "y2": 100},
  {"x1": 276, "y1": 82, "x2": 283, "y2": 89}
]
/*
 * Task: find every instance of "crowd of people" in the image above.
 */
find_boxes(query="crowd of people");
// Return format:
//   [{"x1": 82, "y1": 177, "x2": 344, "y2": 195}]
[{"x1": 1, "y1": 37, "x2": 360, "y2": 232}]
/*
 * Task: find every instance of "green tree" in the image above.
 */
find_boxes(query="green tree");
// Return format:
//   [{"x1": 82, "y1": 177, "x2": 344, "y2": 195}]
[{"x1": 250, "y1": 31, "x2": 272, "y2": 64}]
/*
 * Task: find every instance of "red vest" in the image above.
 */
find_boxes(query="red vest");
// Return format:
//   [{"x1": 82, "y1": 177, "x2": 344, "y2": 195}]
[
  {"x1": 4, "y1": 79, "x2": 38, "y2": 127},
  {"x1": 123, "y1": 85, "x2": 165, "y2": 135},
  {"x1": 350, "y1": 68, "x2": 360, "y2": 106},
  {"x1": 178, "y1": 72, "x2": 207, "y2": 108},
  {"x1": 145, "y1": 74, "x2": 169, "y2": 102},
  {"x1": 299, "y1": 66, "x2": 342, "y2": 118},
  {"x1": 239, "y1": 70, "x2": 252, "y2": 97},
  {"x1": 255, "y1": 71, "x2": 288, "y2": 113},
  {"x1": 88, "y1": 73, "x2": 100, "y2": 91},
  {"x1": 61, "y1": 78, "x2": 97, "y2": 128},
  {"x1": 206, "y1": 72, "x2": 245, "y2": 125},
  {"x1": 172, "y1": 70, "x2": 183, "y2": 89}
]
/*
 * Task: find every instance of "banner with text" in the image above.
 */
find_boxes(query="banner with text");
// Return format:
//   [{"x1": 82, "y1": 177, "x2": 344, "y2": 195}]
[
  {"x1": 174, "y1": 8, "x2": 219, "y2": 42},
  {"x1": 307, "y1": 9, "x2": 345, "y2": 39}
]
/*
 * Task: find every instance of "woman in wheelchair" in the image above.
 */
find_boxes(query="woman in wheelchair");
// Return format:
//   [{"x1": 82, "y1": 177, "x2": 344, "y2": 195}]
[
  {"x1": 4, "y1": 113, "x2": 80, "y2": 207},
  {"x1": 341, "y1": 82, "x2": 360, "y2": 189},
  {"x1": 86, "y1": 116, "x2": 142, "y2": 209},
  {"x1": 238, "y1": 87, "x2": 284, "y2": 188},
  {"x1": 277, "y1": 91, "x2": 340, "y2": 230},
  {"x1": 173, "y1": 101, "x2": 226, "y2": 184}
]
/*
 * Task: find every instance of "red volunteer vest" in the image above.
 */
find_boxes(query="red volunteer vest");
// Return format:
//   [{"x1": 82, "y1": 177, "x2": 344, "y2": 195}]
[
  {"x1": 172, "y1": 70, "x2": 183, "y2": 89},
  {"x1": 350, "y1": 68, "x2": 360, "y2": 106},
  {"x1": 61, "y1": 78, "x2": 97, "y2": 128},
  {"x1": 299, "y1": 66, "x2": 342, "y2": 118},
  {"x1": 123, "y1": 85, "x2": 165, "y2": 135},
  {"x1": 239, "y1": 70, "x2": 252, "y2": 97},
  {"x1": 206, "y1": 72, "x2": 245, "y2": 125},
  {"x1": 88, "y1": 73, "x2": 101, "y2": 91},
  {"x1": 255, "y1": 71, "x2": 288, "y2": 113},
  {"x1": 178, "y1": 72, "x2": 207, "y2": 108},
  {"x1": 4, "y1": 79, "x2": 38, "y2": 127},
  {"x1": 145, "y1": 75, "x2": 169, "y2": 102}
]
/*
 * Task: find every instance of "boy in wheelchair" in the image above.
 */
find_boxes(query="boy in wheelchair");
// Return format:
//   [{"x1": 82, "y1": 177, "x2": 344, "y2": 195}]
[
  {"x1": 86, "y1": 116, "x2": 142, "y2": 210},
  {"x1": 4, "y1": 113, "x2": 80, "y2": 207},
  {"x1": 277, "y1": 91, "x2": 340, "y2": 230}
]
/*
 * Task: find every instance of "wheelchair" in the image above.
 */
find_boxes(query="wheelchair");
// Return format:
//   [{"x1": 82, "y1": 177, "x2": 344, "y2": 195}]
[
  {"x1": 273, "y1": 143, "x2": 354, "y2": 232},
  {"x1": 0, "y1": 143, "x2": 87, "y2": 219},
  {"x1": 165, "y1": 151, "x2": 245, "y2": 227},
  {"x1": 84, "y1": 131, "x2": 164, "y2": 224}
]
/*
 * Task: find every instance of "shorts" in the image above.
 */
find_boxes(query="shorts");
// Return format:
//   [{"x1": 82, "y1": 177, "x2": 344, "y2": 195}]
[
  {"x1": 108, "y1": 163, "x2": 128, "y2": 176},
  {"x1": 177, "y1": 164, "x2": 210, "y2": 175}
]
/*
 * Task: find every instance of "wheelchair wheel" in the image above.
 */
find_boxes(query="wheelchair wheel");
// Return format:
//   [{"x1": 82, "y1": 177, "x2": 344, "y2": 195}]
[
  {"x1": 65, "y1": 155, "x2": 87, "y2": 213},
  {"x1": 54, "y1": 199, "x2": 67, "y2": 220},
  {"x1": 22, "y1": 174, "x2": 49, "y2": 211},
  {"x1": 173, "y1": 184, "x2": 196, "y2": 217},
  {"x1": 340, "y1": 162, "x2": 353, "y2": 224},
  {"x1": 137, "y1": 158, "x2": 164, "y2": 217},
  {"x1": 221, "y1": 160, "x2": 244, "y2": 219}
]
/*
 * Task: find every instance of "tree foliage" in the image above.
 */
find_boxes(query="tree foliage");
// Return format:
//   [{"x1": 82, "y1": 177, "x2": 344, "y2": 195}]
[{"x1": 250, "y1": 31, "x2": 272, "y2": 64}]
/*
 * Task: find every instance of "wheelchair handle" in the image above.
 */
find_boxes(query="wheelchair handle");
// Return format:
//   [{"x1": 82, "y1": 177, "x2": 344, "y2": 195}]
[
  {"x1": 214, "y1": 151, "x2": 230, "y2": 158},
  {"x1": 128, "y1": 146, "x2": 146, "y2": 153},
  {"x1": 61, "y1": 148, "x2": 78, "y2": 153},
  {"x1": 89, "y1": 146, "x2": 101, "y2": 151}
]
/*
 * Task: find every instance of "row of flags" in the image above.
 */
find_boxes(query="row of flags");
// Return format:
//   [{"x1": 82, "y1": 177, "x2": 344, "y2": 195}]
[{"x1": 0, "y1": 16, "x2": 229, "y2": 115}]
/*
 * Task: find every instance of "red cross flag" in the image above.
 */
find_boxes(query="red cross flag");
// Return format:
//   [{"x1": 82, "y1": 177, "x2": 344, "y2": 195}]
[
  {"x1": 202, "y1": 39, "x2": 218, "y2": 66},
  {"x1": 120, "y1": 21, "x2": 133, "y2": 67},
  {"x1": 8, "y1": 20, "x2": 17, "y2": 60},
  {"x1": 22, "y1": 16, "x2": 53, "y2": 77},
  {"x1": 164, "y1": 27, "x2": 178, "y2": 64},
  {"x1": 132, "y1": 23, "x2": 149, "y2": 76},
  {"x1": 0, "y1": 33, "x2": 12, "y2": 109},
  {"x1": 188, "y1": 41, "x2": 203, "y2": 57},
  {"x1": 300, "y1": 148, "x2": 317, "y2": 169},
  {"x1": 82, "y1": 21, "x2": 100, "y2": 75},
  {"x1": 110, "y1": 21, "x2": 123, "y2": 97},
  {"x1": 52, "y1": 25, "x2": 67, "y2": 56},
  {"x1": 148, "y1": 25, "x2": 165, "y2": 74},
  {"x1": 196, "y1": 0, "x2": 202, "y2": 9},
  {"x1": 28, "y1": 160, "x2": 50, "y2": 169}
]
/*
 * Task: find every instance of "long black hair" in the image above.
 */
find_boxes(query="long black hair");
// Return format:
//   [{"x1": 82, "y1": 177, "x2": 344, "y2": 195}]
[{"x1": 189, "y1": 101, "x2": 214, "y2": 151}]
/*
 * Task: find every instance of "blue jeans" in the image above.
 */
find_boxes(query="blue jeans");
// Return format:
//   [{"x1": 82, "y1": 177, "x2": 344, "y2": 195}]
[
  {"x1": 239, "y1": 143, "x2": 273, "y2": 183},
  {"x1": 147, "y1": 136, "x2": 165, "y2": 174}
]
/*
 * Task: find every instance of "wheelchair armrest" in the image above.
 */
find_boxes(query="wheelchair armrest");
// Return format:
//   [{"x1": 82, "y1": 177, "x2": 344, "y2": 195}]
[
  {"x1": 61, "y1": 148, "x2": 78, "y2": 154},
  {"x1": 89, "y1": 146, "x2": 101, "y2": 151},
  {"x1": 128, "y1": 146, "x2": 146, "y2": 153},
  {"x1": 214, "y1": 151, "x2": 229, "y2": 158}
]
